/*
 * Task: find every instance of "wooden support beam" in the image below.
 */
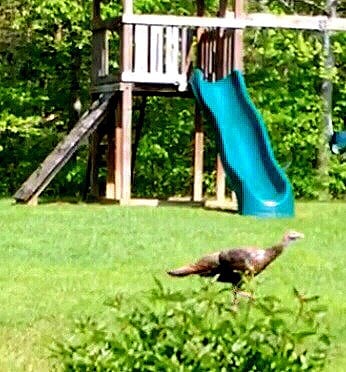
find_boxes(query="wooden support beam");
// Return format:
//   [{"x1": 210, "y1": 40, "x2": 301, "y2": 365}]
[
  {"x1": 89, "y1": 130, "x2": 100, "y2": 198},
  {"x1": 132, "y1": 96, "x2": 147, "y2": 183},
  {"x1": 115, "y1": 101, "x2": 123, "y2": 200},
  {"x1": 193, "y1": 108, "x2": 204, "y2": 202},
  {"x1": 215, "y1": 0, "x2": 230, "y2": 203},
  {"x1": 123, "y1": 0, "x2": 133, "y2": 15},
  {"x1": 91, "y1": 30, "x2": 109, "y2": 83},
  {"x1": 197, "y1": 0, "x2": 205, "y2": 16},
  {"x1": 122, "y1": 14, "x2": 245, "y2": 28},
  {"x1": 93, "y1": 0, "x2": 101, "y2": 20},
  {"x1": 106, "y1": 108, "x2": 116, "y2": 199},
  {"x1": 123, "y1": 13, "x2": 346, "y2": 32},
  {"x1": 193, "y1": 10, "x2": 205, "y2": 202},
  {"x1": 216, "y1": 155, "x2": 226, "y2": 202},
  {"x1": 118, "y1": 1, "x2": 134, "y2": 203},
  {"x1": 121, "y1": 84, "x2": 133, "y2": 203},
  {"x1": 92, "y1": 17, "x2": 121, "y2": 32},
  {"x1": 121, "y1": 26, "x2": 133, "y2": 76},
  {"x1": 243, "y1": 12, "x2": 346, "y2": 31},
  {"x1": 233, "y1": 0, "x2": 244, "y2": 71},
  {"x1": 218, "y1": 0, "x2": 228, "y2": 17}
]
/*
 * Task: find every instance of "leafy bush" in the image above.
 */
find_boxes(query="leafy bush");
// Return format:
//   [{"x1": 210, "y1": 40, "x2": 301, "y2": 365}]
[{"x1": 51, "y1": 281, "x2": 331, "y2": 371}]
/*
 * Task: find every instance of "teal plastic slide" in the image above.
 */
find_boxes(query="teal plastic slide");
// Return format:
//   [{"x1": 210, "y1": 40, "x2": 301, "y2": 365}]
[{"x1": 190, "y1": 69, "x2": 294, "y2": 217}]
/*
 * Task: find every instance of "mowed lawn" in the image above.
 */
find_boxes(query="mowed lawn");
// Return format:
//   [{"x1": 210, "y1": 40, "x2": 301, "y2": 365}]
[{"x1": 0, "y1": 198, "x2": 345, "y2": 371}]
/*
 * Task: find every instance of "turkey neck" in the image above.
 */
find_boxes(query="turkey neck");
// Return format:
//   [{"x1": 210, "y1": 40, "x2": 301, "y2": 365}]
[
  {"x1": 259, "y1": 241, "x2": 288, "y2": 271},
  {"x1": 267, "y1": 239, "x2": 290, "y2": 257}
]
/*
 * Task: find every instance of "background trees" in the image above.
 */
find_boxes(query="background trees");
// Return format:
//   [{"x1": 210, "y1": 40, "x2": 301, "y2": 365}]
[{"x1": 0, "y1": 0, "x2": 345, "y2": 199}]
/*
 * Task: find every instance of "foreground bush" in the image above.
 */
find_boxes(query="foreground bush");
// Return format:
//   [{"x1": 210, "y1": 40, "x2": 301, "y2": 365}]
[{"x1": 51, "y1": 281, "x2": 330, "y2": 371}]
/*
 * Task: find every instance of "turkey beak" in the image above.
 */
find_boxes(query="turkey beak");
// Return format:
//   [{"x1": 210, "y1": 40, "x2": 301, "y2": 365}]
[{"x1": 293, "y1": 232, "x2": 304, "y2": 241}]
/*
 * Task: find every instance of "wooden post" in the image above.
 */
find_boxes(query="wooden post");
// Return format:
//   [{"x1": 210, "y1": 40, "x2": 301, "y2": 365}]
[
  {"x1": 193, "y1": 109, "x2": 204, "y2": 201},
  {"x1": 115, "y1": 101, "x2": 123, "y2": 200},
  {"x1": 121, "y1": 84, "x2": 133, "y2": 204},
  {"x1": 193, "y1": 1, "x2": 205, "y2": 202},
  {"x1": 90, "y1": 0, "x2": 108, "y2": 199},
  {"x1": 225, "y1": 0, "x2": 244, "y2": 205},
  {"x1": 215, "y1": 156, "x2": 226, "y2": 202},
  {"x1": 233, "y1": 0, "x2": 244, "y2": 71},
  {"x1": 132, "y1": 96, "x2": 147, "y2": 183},
  {"x1": 106, "y1": 105, "x2": 116, "y2": 199},
  {"x1": 89, "y1": 129, "x2": 100, "y2": 198},
  {"x1": 318, "y1": 0, "x2": 335, "y2": 199},
  {"x1": 215, "y1": 0, "x2": 229, "y2": 204},
  {"x1": 322, "y1": 0, "x2": 335, "y2": 139},
  {"x1": 118, "y1": 0, "x2": 134, "y2": 204},
  {"x1": 91, "y1": 1, "x2": 109, "y2": 84}
]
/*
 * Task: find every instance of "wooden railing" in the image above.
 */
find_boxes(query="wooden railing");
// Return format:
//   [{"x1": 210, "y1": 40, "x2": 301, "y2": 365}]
[
  {"x1": 121, "y1": 23, "x2": 194, "y2": 90},
  {"x1": 91, "y1": 12, "x2": 346, "y2": 90}
]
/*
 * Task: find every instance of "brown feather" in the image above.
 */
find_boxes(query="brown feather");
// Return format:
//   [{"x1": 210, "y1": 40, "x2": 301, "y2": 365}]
[{"x1": 167, "y1": 231, "x2": 304, "y2": 286}]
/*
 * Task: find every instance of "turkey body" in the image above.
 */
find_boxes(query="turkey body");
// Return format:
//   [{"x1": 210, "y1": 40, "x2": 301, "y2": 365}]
[{"x1": 168, "y1": 231, "x2": 304, "y2": 287}]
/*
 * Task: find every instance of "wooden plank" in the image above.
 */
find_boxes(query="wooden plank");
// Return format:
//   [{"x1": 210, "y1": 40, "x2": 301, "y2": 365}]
[
  {"x1": 134, "y1": 25, "x2": 149, "y2": 74},
  {"x1": 204, "y1": 31, "x2": 209, "y2": 78},
  {"x1": 329, "y1": 18, "x2": 346, "y2": 32},
  {"x1": 204, "y1": 198, "x2": 237, "y2": 211},
  {"x1": 123, "y1": 14, "x2": 245, "y2": 29},
  {"x1": 215, "y1": 28, "x2": 224, "y2": 79},
  {"x1": 210, "y1": 29, "x2": 216, "y2": 80},
  {"x1": 244, "y1": 13, "x2": 346, "y2": 31},
  {"x1": 14, "y1": 94, "x2": 115, "y2": 203},
  {"x1": 150, "y1": 26, "x2": 164, "y2": 74},
  {"x1": 121, "y1": 22, "x2": 133, "y2": 75},
  {"x1": 226, "y1": 30, "x2": 232, "y2": 73},
  {"x1": 91, "y1": 29, "x2": 109, "y2": 83},
  {"x1": 122, "y1": 71, "x2": 186, "y2": 85},
  {"x1": 180, "y1": 27, "x2": 187, "y2": 74},
  {"x1": 165, "y1": 26, "x2": 179, "y2": 75},
  {"x1": 123, "y1": 13, "x2": 346, "y2": 32},
  {"x1": 120, "y1": 198, "x2": 159, "y2": 207}
]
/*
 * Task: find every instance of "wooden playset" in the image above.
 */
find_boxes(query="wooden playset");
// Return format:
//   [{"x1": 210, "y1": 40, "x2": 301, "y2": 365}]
[{"x1": 14, "y1": 0, "x2": 346, "y2": 211}]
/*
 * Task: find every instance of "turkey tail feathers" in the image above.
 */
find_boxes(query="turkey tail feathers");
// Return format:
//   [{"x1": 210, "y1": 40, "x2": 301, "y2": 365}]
[{"x1": 167, "y1": 264, "x2": 209, "y2": 277}]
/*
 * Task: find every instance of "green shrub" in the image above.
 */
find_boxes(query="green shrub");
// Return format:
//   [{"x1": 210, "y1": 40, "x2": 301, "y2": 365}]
[{"x1": 51, "y1": 281, "x2": 331, "y2": 371}]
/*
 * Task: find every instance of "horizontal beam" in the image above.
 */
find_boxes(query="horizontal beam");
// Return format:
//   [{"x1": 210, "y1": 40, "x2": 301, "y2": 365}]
[
  {"x1": 122, "y1": 71, "x2": 187, "y2": 90},
  {"x1": 122, "y1": 14, "x2": 245, "y2": 29},
  {"x1": 92, "y1": 17, "x2": 121, "y2": 31},
  {"x1": 122, "y1": 13, "x2": 346, "y2": 32},
  {"x1": 244, "y1": 13, "x2": 346, "y2": 31}
]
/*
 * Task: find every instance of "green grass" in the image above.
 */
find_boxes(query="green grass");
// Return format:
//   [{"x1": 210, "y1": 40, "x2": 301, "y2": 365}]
[{"x1": 0, "y1": 198, "x2": 345, "y2": 371}]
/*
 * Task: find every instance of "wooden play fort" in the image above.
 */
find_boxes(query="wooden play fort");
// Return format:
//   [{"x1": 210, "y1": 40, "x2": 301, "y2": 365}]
[{"x1": 14, "y1": 0, "x2": 346, "y2": 209}]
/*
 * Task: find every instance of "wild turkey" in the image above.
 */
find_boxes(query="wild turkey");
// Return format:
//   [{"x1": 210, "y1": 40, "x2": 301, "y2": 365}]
[{"x1": 168, "y1": 231, "x2": 304, "y2": 287}]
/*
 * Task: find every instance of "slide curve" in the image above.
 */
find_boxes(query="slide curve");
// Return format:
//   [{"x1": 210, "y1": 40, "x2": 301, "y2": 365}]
[{"x1": 190, "y1": 69, "x2": 294, "y2": 217}]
